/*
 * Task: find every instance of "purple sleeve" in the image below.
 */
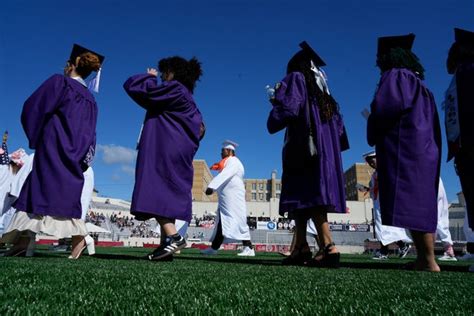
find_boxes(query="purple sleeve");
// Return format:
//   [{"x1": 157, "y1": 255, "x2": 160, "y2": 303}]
[
  {"x1": 123, "y1": 74, "x2": 184, "y2": 110},
  {"x1": 21, "y1": 74, "x2": 66, "y2": 149},
  {"x1": 267, "y1": 72, "x2": 306, "y2": 134}
]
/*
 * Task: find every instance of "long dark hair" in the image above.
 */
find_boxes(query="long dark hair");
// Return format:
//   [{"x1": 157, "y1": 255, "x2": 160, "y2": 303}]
[
  {"x1": 376, "y1": 47, "x2": 425, "y2": 80},
  {"x1": 158, "y1": 56, "x2": 203, "y2": 93},
  {"x1": 286, "y1": 50, "x2": 339, "y2": 122}
]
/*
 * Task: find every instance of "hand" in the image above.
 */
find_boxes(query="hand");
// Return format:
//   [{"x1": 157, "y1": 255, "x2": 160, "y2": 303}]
[
  {"x1": 147, "y1": 68, "x2": 158, "y2": 77},
  {"x1": 205, "y1": 188, "x2": 213, "y2": 195}
]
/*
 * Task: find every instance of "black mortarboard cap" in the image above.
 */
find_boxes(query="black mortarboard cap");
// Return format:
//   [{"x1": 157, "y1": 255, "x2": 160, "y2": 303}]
[
  {"x1": 69, "y1": 44, "x2": 105, "y2": 64},
  {"x1": 299, "y1": 41, "x2": 326, "y2": 67},
  {"x1": 377, "y1": 33, "x2": 415, "y2": 56},
  {"x1": 454, "y1": 28, "x2": 474, "y2": 48}
]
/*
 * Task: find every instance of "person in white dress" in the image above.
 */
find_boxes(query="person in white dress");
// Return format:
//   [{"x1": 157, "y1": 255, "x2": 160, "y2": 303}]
[
  {"x1": 436, "y1": 178, "x2": 457, "y2": 261},
  {"x1": 0, "y1": 148, "x2": 36, "y2": 255},
  {"x1": 201, "y1": 140, "x2": 254, "y2": 256},
  {"x1": 362, "y1": 151, "x2": 412, "y2": 260}
]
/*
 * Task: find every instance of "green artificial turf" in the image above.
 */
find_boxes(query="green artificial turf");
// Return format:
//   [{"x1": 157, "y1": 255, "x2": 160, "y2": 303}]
[{"x1": 0, "y1": 248, "x2": 473, "y2": 315}]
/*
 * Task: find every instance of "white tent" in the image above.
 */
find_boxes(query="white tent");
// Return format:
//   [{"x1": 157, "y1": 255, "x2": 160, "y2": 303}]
[{"x1": 85, "y1": 222, "x2": 111, "y2": 234}]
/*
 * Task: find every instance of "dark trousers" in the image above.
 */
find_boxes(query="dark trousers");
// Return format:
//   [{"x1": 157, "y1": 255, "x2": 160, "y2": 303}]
[
  {"x1": 455, "y1": 147, "x2": 474, "y2": 229},
  {"x1": 211, "y1": 220, "x2": 252, "y2": 250}
]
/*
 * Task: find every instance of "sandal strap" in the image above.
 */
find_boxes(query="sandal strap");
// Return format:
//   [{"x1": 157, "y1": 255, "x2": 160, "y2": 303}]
[{"x1": 323, "y1": 242, "x2": 336, "y2": 254}]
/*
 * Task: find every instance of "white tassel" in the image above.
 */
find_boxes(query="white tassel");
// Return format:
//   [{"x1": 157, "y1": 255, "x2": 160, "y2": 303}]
[
  {"x1": 310, "y1": 60, "x2": 330, "y2": 95},
  {"x1": 88, "y1": 67, "x2": 102, "y2": 93}
]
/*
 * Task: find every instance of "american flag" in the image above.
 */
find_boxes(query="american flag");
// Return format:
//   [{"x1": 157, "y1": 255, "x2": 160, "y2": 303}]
[{"x1": 0, "y1": 131, "x2": 9, "y2": 165}]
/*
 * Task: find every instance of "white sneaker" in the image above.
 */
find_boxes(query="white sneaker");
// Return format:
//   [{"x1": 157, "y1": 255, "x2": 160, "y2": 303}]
[
  {"x1": 438, "y1": 252, "x2": 457, "y2": 261},
  {"x1": 237, "y1": 246, "x2": 255, "y2": 257},
  {"x1": 458, "y1": 253, "x2": 474, "y2": 261},
  {"x1": 372, "y1": 252, "x2": 389, "y2": 260},
  {"x1": 200, "y1": 247, "x2": 218, "y2": 255}
]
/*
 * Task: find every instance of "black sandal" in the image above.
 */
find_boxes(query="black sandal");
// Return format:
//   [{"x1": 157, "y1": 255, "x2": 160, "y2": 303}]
[
  {"x1": 305, "y1": 243, "x2": 340, "y2": 268},
  {"x1": 282, "y1": 244, "x2": 312, "y2": 266}
]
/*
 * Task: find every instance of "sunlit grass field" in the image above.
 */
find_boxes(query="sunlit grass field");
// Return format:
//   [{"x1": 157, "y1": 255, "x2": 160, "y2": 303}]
[{"x1": 1, "y1": 247, "x2": 473, "y2": 315}]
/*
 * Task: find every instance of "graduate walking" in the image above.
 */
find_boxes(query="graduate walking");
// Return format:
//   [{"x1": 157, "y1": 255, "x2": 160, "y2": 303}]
[
  {"x1": 201, "y1": 140, "x2": 254, "y2": 257},
  {"x1": 267, "y1": 41, "x2": 349, "y2": 267},
  {"x1": 124, "y1": 56, "x2": 204, "y2": 261},
  {"x1": 367, "y1": 34, "x2": 442, "y2": 272},
  {"x1": 2, "y1": 44, "x2": 103, "y2": 259}
]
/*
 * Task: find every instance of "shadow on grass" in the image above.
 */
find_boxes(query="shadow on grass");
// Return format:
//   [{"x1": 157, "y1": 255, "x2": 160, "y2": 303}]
[
  {"x1": 23, "y1": 251, "x2": 471, "y2": 272},
  {"x1": 174, "y1": 255, "x2": 471, "y2": 272}
]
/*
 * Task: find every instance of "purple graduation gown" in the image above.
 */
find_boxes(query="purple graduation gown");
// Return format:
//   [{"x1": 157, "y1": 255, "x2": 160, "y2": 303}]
[
  {"x1": 367, "y1": 69, "x2": 441, "y2": 233},
  {"x1": 123, "y1": 74, "x2": 202, "y2": 222},
  {"x1": 267, "y1": 72, "x2": 349, "y2": 216},
  {"x1": 14, "y1": 75, "x2": 98, "y2": 219}
]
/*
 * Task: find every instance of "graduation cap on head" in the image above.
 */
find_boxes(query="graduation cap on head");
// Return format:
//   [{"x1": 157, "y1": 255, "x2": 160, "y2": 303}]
[
  {"x1": 299, "y1": 41, "x2": 326, "y2": 67},
  {"x1": 69, "y1": 44, "x2": 105, "y2": 65},
  {"x1": 454, "y1": 28, "x2": 474, "y2": 48},
  {"x1": 377, "y1": 33, "x2": 415, "y2": 56},
  {"x1": 0, "y1": 131, "x2": 10, "y2": 165},
  {"x1": 222, "y1": 140, "x2": 239, "y2": 151},
  {"x1": 69, "y1": 44, "x2": 105, "y2": 93}
]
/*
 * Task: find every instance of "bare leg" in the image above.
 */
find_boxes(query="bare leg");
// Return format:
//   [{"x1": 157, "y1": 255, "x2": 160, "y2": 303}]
[
  {"x1": 156, "y1": 217, "x2": 177, "y2": 236},
  {"x1": 410, "y1": 230, "x2": 440, "y2": 272},
  {"x1": 312, "y1": 210, "x2": 338, "y2": 255},
  {"x1": 281, "y1": 215, "x2": 311, "y2": 265},
  {"x1": 70, "y1": 235, "x2": 86, "y2": 259}
]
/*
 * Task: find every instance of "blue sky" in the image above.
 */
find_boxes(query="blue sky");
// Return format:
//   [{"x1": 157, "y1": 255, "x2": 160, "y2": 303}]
[{"x1": 1, "y1": 0, "x2": 473, "y2": 202}]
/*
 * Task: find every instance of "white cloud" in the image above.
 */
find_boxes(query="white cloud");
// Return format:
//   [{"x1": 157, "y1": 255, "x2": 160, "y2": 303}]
[
  {"x1": 97, "y1": 144, "x2": 136, "y2": 165},
  {"x1": 121, "y1": 165, "x2": 135, "y2": 176}
]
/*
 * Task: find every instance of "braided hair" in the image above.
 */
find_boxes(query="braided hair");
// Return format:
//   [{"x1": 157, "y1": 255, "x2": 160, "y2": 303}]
[{"x1": 286, "y1": 50, "x2": 339, "y2": 122}]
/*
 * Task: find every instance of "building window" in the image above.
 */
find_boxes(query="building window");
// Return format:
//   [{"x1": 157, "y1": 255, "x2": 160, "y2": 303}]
[
  {"x1": 252, "y1": 193, "x2": 256, "y2": 200},
  {"x1": 276, "y1": 184, "x2": 281, "y2": 191},
  {"x1": 252, "y1": 183, "x2": 256, "y2": 190},
  {"x1": 276, "y1": 193, "x2": 280, "y2": 199},
  {"x1": 259, "y1": 183, "x2": 264, "y2": 190},
  {"x1": 259, "y1": 193, "x2": 264, "y2": 200}
]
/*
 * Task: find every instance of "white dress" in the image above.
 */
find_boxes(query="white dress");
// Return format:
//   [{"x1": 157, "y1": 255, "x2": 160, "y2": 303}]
[
  {"x1": 436, "y1": 178, "x2": 453, "y2": 245},
  {"x1": 2, "y1": 155, "x2": 90, "y2": 241},
  {"x1": 208, "y1": 156, "x2": 251, "y2": 241},
  {"x1": 0, "y1": 164, "x2": 14, "y2": 236},
  {"x1": 81, "y1": 167, "x2": 94, "y2": 221}
]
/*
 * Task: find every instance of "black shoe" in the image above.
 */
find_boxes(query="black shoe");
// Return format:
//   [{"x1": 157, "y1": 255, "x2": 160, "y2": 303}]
[
  {"x1": 282, "y1": 245, "x2": 312, "y2": 266},
  {"x1": 305, "y1": 243, "x2": 340, "y2": 268},
  {"x1": 148, "y1": 235, "x2": 186, "y2": 261}
]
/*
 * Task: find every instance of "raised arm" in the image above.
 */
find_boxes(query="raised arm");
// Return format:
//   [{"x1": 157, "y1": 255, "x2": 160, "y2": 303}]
[
  {"x1": 123, "y1": 74, "x2": 184, "y2": 110},
  {"x1": 267, "y1": 72, "x2": 306, "y2": 134}
]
